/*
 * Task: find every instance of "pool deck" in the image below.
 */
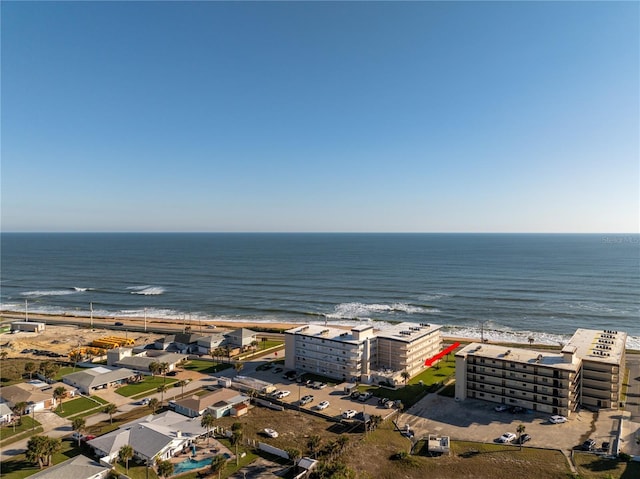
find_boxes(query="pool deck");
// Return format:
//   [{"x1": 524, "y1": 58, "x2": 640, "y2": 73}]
[{"x1": 169, "y1": 437, "x2": 235, "y2": 475}]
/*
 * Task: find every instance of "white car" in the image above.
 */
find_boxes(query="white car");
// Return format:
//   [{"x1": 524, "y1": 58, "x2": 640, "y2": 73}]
[
  {"x1": 342, "y1": 409, "x2": 357, "y2": 419},
  {"x1": 276, "y1": 390, "x2": 291, "y2": 399},
  {"x1": 494, "y1": 404, "x2": 509, "y2": 412},
  {"x1": 263, "y1": 428, "x2": 278, "y2": 438},
  {"x1": 317, "y1": 400, "x2": 330, "y2": 410},
  {"x1": 497, "y1": 432, "x2": 516, "y2": 443},
  {"x1": 549, "y1": 415, "x2": 567, "y2": 424}
]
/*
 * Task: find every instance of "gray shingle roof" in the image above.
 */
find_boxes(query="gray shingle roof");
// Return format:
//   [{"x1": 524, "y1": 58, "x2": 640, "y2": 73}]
[{"x1": 28, "y1": 454, "x2": 110, "y2": 479}]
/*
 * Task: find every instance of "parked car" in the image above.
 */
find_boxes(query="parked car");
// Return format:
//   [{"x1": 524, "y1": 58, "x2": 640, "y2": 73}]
[
  {"x1": 509, "y1": 406, "x2": 525, "y2": 413},
  {"x1": 273, "y1": 367, "x2": 283, "y2": 374},
  {"x1": 549, "y1": 415, "x2": 567, "y2": 424},
  {"x1": 582, "y1": 439, "x2": 596, "y2": 451},
  {"x1": 358, "y1": 392, "x2": 373, "y2": 402},
  {"x1": 136, "y1": 398, "x2": 150, "y2": 406},
  {"x1": 263, "y1": 428, "x2": 278, "y2": 438},
  {"x1": 168, "y1": 400, "x2": 176, "y2": 409},
  {"x1": 350, "y1": 391, "x2": 361, "y2": 400},
  {"x1": 384, "y1": 400, "x2": 395, "y2": 409},
  {"x1": 497, "y1": 432, "x2": 516, "y2": 443},
  {"x1": 342, "y1": 409, "x2": 357, "y2": 419},
  {"x1": 494, "y1": 404, "x2": 509, "y2": 412},
  {"x1": 114, "y1": 322, "x2": 124, "y2": 326},
  {"x1": 601, "y1": 441, "x2": 610, "y2": 452},
  {"x1": 516, "y1": 434, "x2": 532, "y2": 444},
  {"x1": 275, "y1": 390, "x2": 290, "y2": 399},
  {"x1": 300, "y1": 395, "x2": 314, "y2": 405},
  {"x1": 317, "y1": 401, "x2": 330, "y2": 410},
  {"x1": 166, "y1": 371, "x2": 178, "y2": 376},
  {"x1": 378, "y1": 397, "x2": 389, "y2": 405}
]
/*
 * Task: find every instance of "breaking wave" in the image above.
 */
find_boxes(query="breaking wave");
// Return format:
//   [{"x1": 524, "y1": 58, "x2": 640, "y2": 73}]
[
  {"x1": 127, "y1": 285, "x2": 165, "y2": 296},
  {"x1": 325, "y1": 301, "x2": 439, "y2": 320},
  {"x1": 21, "y1": 289, "x2": 78, "y2": 297}
]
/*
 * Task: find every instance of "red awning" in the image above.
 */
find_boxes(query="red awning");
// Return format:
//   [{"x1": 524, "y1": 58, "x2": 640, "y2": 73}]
[{"x1": 425, "y1": 342, "x2": 460, "y2": 366}]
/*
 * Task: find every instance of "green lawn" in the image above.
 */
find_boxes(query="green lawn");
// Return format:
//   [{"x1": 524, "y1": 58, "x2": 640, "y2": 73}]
[
  {"x1": 0, "y1": 416, "x2": 42, "y2": 444},
  {"x1": 56, "y1": 395, "x2": 108, "y2": 418},
  {"x1": 574, "y1": 452, "x2": 640, "y2": 479},
  {"x1": 115, "y1": 376, "x2": 178, "y2": 398},
  {"x1": 183, "y1": 359, "x2": 232, "y2": 374},
  {"x1": 115, "y1": 462, "x2": 159, "y2": 479}
]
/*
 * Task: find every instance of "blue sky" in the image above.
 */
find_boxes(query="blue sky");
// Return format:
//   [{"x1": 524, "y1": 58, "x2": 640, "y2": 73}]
[{"x1": 1, "y1": 1, "x2": 638, "y2": 233}]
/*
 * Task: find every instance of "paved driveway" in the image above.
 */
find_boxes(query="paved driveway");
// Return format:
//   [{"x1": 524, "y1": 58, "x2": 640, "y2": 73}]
[{"x1": 399, "y1": 392, "x2": 627, "y2": 453}]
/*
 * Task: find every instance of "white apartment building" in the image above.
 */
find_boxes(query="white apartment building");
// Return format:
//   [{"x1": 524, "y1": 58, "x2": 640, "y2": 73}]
[
  {"x1": 455, "y1": 328, "x2": 627, "y2": 415},
  {"x1": 284, "y1": 322, "x2": 443, "y2": 384}
]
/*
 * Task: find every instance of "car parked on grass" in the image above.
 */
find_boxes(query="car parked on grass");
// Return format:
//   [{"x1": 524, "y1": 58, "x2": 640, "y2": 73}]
[
  {"x1": 497, "y1": 432, "x2": 516, "y2": 443},
  {"x1": 516, "y1": 434, "x2": 532, "y2": 444},
  {"x1": 549, "y1": 415, "x2": 567, "y2": 424},
  {"x1": 300, "y1": 395, "x2": 314, "y2": 405},
  {"x1": 263, "y1": 428, "x2": 279, "y2": 438},
  {"x1": 342, "y1": 409, "x2": 357, "y2": 419},
  {"x1": 317, "y1": 400, "x2": 330, "y2": 410}
]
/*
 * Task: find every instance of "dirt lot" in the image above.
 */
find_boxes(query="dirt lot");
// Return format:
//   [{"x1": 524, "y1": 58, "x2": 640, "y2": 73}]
[{"x1": 0, "y1": 324, "x2": 158, "y2": 359}]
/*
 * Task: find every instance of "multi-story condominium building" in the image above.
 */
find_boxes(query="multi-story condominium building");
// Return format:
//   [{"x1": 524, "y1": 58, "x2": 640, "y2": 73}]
[
  {"x1": 284, "y1": 322, "x2": 443, "y2": 384},
  {"x1": 454, "y1": 328, "x2": 627, "y2": 416}
]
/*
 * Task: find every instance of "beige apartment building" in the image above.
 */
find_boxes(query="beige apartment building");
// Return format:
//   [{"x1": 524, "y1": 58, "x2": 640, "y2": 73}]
[
  {"x1": 284, "y1": 322, "x2": 443, "y2": 384},
  {"x1": 455, "y1": 328, "x2": 627, "y2": 416}
]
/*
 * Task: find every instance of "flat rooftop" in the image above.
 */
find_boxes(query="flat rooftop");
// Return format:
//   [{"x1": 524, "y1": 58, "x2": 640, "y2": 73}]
[
  {"x1": 286, "y1": 324, "x2": 362, "y2": 344},
  {"x1": 456, "y1": 342, "x2": 580, "y2": 371},
  {"x1": 375, "y1": 322, "x2": 442, "y2": 342},
  {"x1": 566, "y1": 328, "x2": 627, "y2": 365}
]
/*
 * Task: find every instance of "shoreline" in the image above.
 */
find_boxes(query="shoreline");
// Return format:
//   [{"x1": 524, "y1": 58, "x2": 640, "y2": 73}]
[{"x1": 2, "y1": 310, "x2": 638, "y2": 352}]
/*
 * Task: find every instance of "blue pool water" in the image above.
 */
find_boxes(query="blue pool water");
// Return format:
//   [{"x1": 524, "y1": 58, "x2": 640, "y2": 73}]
[{"x1": 172, "y1": 457, "x2": 212, "y2": 475}]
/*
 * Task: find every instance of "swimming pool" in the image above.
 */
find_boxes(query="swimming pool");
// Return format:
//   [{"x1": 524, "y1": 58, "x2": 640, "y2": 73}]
[{"x1": 172, "y1": 457, "x2": 212, "y2": 475}]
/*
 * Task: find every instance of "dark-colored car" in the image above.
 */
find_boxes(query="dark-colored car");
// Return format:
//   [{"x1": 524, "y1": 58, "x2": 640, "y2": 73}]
[
  {"x1": 516, "y1": 434, "x2": 532, "y2": 444},
  {"x1": 166, "y1": 371, "x2": 178, "y2": 376},
  {"x1": 114, "y1": 322, "x2": 124, "y2": 326},
  {"x1": 273, "y1": 367, "x2": 283, "y2": 374},
  {"x1": 509, "y1": 406, "x2": 525, "y2": 413},
  {"x1": 601, "y1": 441, "x2": 610, "y2": 452},
  {"x1": 582, "y1": 439, "x2": 596, "y2": 451}
]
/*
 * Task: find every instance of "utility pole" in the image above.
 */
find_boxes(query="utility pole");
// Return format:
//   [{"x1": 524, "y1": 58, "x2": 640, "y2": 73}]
[
  {"x1": 144, "y1": 308, "x2": 147, "y2": 332},
  {"x1": 25, "y1": 299, "x2": 29, "y2": 322},
  {"x1": 90, "y1": 302, "x2": 93, "y2": 329}
]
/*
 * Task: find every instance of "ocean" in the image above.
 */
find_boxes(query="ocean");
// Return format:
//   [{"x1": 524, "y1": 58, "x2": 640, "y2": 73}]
[{"x1": 1, "y1": 233, "x2": 638, "y2": 349}]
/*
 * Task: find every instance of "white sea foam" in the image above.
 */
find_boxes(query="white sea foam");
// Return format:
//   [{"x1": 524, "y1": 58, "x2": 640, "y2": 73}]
[
  {"x1": 326, "y1": 302, "x2": 439, "y2": 320},
  {"x1": 129, "y1": 286, "x2": 165, "y2": 296},
  {"x1": 418, "y1": 292, "x2": 453, "y2": 301},
  {"x1": 20, "y1": 289, "x2": 78, "y2": 297},
  {"x1": 73, "y1": 287, "x2": 93, "y2": 292}
]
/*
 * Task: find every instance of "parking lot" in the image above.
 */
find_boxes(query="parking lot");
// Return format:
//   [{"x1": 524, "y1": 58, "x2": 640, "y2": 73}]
[
  {"x1": 250, "y1": 366, "x2": 398, "y2": 422},
  {"x1": 400, "y1": 392, "x2": 624, "y2": 452}
]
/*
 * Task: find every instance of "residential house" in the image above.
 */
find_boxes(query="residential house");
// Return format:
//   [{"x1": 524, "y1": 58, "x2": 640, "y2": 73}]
[
  {"x1": 62, "y1": 367, "x2": 138, "y2": 395},
  {"x1": 28, "y1": 454, "x2": 110, "y2": 479},
  {"x1": 196, "y1": 334, "x2": 225, "y2": 355},
  {"x1": 224, "y1": 328, "x2": 257, "y2": 349},
  {"x1": 0, "y1": 402, "x2": 14, "y2": 423},
  {"x1": 173, "y1": 387, "x2": 250, "y2": 418},
  {"x1": 107, "y1": 349, "x2": 187, "y2": 373},
  {"x1": 0, "y1": 383, "x2": 58, "y2": 412},
  {"x1": 88, "y1": 410, "x2": 207, "y2": 464}
]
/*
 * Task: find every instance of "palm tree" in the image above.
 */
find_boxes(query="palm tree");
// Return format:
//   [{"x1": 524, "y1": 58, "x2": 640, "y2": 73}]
[
  {"x1": 516, "y1": 424, "x2": 526, "y2": 450},
  {"x1": 118, "y1": 444, "x2": 134, "y2": 473},
  {"x1": 72, "y1": 417, "x2": 86, "y2": 446},
  {"x1": 177, "y1": 379, "x2": 187, "y2": 398},
  {"x1": 234, "y1": 362, "x2": 244, "y2": 376},
  {"x1": 148, "y1": 398, "x2": 160, "y2": 413},
  {"x1": 69, "y1": 351, "x2": 83, "y2": 371},
  {"x1": 157, "y1": 384, "x2": 170, "y2": 406},
  {"x1": 26, "y1": 435, "x2": 60, "y2": 469},
  {"x1": 43, "y1": 436, "x2": 61, "y2": 467},
  {"x1": 24, "y1": 361, "x2": 37, "y2": 379},
  {"x1": 149, "y1": 361, "x2": 161, "y2": 377},
  {"x1": 53, "y1": 386, "x2": 67, "y2": 412},
  {"x1": 160, "y1": 362, "x2": 170, "y2": 384},
  {"x1": 210, "y1": 454, "x2": 227, "y2": 479},
  {"x1": 369, "y1": 414, "x2": 383, "y2": 431},
  {"x1": 285, "y1": 447, "x2": 302, "y2": 469},
  {"x1": 307, "y1": 435, "x2": 321, "y2": 459},
  {"x1": 156, "y1": 459, "x2": 174, "y2": 479},
  {"x1": 231, "y1": 422, "x2": 243, "y2": 466},
  {"x1": 201, "y1": 412, "x2": 215, "y2": 444},
  {"x1": 401, "y1": 371, "x2": 410, "y2": 386},
  {"x1": 528, "y1": 337, "x2": 534, "y2": 347},
  {"x1": 104, "y1": 403, "x2": 118, "y2": 424}
]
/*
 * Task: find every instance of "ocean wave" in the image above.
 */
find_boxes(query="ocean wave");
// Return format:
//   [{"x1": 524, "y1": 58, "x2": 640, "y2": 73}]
[
  {"x1": 325, "y1": 301, "x2": 439, "y2": 320},
  {"x1": 418, "y1": 292, "x2": 454, "y2": 301},
  {"x1": 73, "y1": 287, "x2": 94, "y2": 292},
  {"x1": 128, "y1": 286, "x2": 165, "y2": 296},
  {"x1": 20, "y1": 289, "x2": 78, "y2": 297}
]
